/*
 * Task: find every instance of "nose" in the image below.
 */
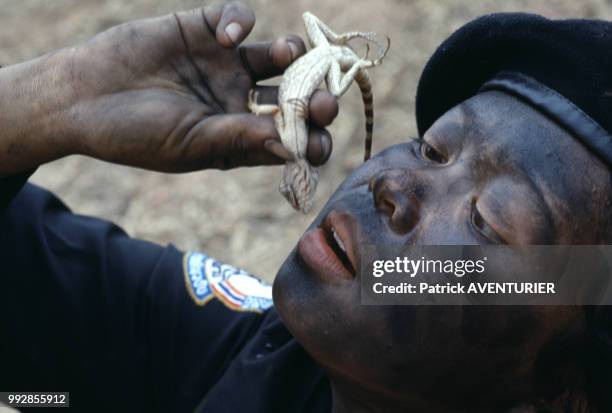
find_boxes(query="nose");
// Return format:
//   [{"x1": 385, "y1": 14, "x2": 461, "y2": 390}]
[{"x1": 369, "y1": 169, "x2": 421, "y2": 235}]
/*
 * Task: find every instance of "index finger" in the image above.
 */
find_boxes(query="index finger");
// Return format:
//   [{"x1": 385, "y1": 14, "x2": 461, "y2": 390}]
[{"x1": 240, "y1": 35, "x2": 307, "y2": 81}]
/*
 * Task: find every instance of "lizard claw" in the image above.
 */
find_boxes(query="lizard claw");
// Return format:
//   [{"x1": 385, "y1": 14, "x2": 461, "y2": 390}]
[
  {"x1": 362, "y1": 36, "x2": 390, "y2": 67},
  {"x1": 373, "y1": 36, "x2": 391, "y2": 65},
  {"x1": 247, "y1": 89, "x2": 257, "y2": 112},
  {"x1": 247, "y1": 90, "x2": 281, "y2": 116},
  {"x1": 363, "y1": 43, "x2": 370, "y2": 60},
  {"x1": 247, "y1": 89, "x2": 259, "y2": 113}
]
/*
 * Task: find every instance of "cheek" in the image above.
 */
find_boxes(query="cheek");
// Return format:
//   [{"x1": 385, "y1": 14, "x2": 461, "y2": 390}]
[
  {"x1": 362, "y1": 308, "x2": 571, "y2": 391},
  {"x1": 452, "y1": 308, "x2": 560, "y2": 385},
  {"x1": 416, "y1": 206, "x2": 478, "y2": 244},
  {"x1": 461, "y1": 307, "x2": 540, "y2": 346}
]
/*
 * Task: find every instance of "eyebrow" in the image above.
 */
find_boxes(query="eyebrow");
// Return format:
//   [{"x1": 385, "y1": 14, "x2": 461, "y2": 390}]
[
  {"x1": 429, "y1": 101, "x2": 477, "y2": 146},
  {"x1": 425, "y1": 109, "x2": 469, "y2": 145},
  {"x1": 457, "y1": 101, "x2": 477, "y2": 129},
  {"x1": 505, "y1": 168, "x2": 557, "y2": 242}
]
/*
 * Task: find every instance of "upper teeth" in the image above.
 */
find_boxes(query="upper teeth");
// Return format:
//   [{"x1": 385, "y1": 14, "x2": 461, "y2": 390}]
[{"x1": 331, "y1": 227, "x2": 347, "y2": 253}]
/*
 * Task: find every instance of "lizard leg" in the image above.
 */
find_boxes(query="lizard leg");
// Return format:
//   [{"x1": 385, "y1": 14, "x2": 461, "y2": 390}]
[
  {"x1": 335, "y1": 34, "x2": 391, "y2": 65},
  {"x1": 333, "y1": 31, "x2": 378, "y2": 44},
  {"x1": 303, "y1": 13, "x2": 375, "y2": 46},
  {"x1": 326, "y1": 60, "x2": 370, "y2": 97},
  {"x1": 302, "y1": 12, "x2": 332, "y2": 48},
  {"x1": 247, "y1": 90, "x2": 280, "y2": 116},
  {"x1": 368, "y1": 36, "x2": 391, "y2": 65}
]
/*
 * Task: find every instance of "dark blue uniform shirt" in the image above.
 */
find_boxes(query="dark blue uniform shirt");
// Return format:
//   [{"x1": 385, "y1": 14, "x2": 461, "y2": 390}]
[{"x1": 0, "y1": 172, "x2": 331, "y2": 412}]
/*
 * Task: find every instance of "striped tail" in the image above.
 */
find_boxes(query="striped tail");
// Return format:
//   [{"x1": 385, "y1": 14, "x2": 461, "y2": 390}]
[{"x1": 355, "y1": 69, "x2": 374, "y2": 162}]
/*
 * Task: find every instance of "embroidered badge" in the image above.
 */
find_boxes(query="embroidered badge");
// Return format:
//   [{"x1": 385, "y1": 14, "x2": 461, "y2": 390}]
[{"x1": 183, "y1": 252, "x2": 273, "y2": 313}]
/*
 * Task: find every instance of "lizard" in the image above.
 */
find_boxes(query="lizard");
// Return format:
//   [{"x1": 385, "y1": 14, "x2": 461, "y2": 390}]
[{"x1": 247, "y1": 12, "x2": 390, "y2": 213}]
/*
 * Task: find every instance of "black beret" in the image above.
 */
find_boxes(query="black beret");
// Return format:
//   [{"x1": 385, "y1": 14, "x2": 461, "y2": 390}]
[{"x1": 415, "y1": 13, "x2": 612, "y2": 167}]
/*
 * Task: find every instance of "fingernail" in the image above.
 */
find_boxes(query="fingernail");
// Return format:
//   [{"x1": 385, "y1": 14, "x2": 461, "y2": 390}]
[
  {"x1": 287, "y1": 41, "x2": 299, "y2": 61},
  {"x1": 320, "y1": 134, "x2": 332, "y2": 162},
  {"x1": 264, "y1": 139, "x2": 276, "y2": 151},
  {"x1": 225, "y1": 22, "x2": 243, "y2": 45},
  {"x1": 264, "y1": 139, "x2": 295, "y2": 162}
]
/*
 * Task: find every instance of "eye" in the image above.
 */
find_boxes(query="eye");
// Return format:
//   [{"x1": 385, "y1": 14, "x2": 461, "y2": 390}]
[
  {"x1": 471, "y1": 203, "x2": 505, "y2": 244},
  {"x1": 419, "y1": 139, "x2": 447, "y2": 164}
]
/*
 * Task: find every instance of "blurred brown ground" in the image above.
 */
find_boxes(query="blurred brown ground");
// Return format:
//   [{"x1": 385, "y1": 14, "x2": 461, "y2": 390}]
[{"x1": 2, "y1": 0, "x2": 611, "y2": 282}]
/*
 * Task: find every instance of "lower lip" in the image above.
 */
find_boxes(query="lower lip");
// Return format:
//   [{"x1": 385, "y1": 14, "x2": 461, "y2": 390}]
[{"x1": 298, "y1": 228, "x2": 354, "y2": 281}]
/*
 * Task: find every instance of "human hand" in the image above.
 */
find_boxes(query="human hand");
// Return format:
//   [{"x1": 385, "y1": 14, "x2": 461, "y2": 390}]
[{"x1": 56, "y1": 2, "x2": 338, "y2": 171}]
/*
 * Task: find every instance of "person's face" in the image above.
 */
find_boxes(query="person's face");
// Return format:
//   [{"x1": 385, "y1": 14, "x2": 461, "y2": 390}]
[{"x1": 273, "y1": 91, "x2": 612, "y2": 410}]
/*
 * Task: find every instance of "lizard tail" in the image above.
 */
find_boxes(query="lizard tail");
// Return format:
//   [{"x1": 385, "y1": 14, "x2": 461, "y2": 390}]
[{"x1": 355, "y1": 69, "x2": 374, "y2": 162}]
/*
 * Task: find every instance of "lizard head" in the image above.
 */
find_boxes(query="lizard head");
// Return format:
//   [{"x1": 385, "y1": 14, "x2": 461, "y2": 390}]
[{"x1": 279, "y1": 160, "x2": 319, "y2": 213}]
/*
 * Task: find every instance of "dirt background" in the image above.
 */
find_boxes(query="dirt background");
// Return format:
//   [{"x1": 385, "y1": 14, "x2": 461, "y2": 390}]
[{"x1": 2, "y1": 0, "x2": 611, "y2": 282}]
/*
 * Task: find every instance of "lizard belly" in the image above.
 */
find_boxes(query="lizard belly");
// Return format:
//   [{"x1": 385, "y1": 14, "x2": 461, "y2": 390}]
[
  {"x1": 278, "y1": 48, "x2": 332, "y2": 104},
  {"x1": 276, "y1": 48, "x2": 332, "y2": 212},
  {"x1": 278, "y1": 49, "x2": 332, "y2": 157}
]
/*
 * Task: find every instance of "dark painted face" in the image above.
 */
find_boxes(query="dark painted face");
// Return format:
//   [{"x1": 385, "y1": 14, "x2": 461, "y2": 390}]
[{"x1": 273, "y1": 91, "x2": 612, "y2": 410}]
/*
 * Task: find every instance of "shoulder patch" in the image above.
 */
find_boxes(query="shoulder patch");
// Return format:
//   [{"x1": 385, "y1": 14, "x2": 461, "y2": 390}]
[{"x1": 183, "y1": 252, "x2": 273, "y2": 313}]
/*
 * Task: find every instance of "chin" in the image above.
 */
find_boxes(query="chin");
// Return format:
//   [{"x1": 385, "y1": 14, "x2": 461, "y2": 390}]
[
  {"x1": 272, "y1": 248, "x2": 312, "y2": 335},
  {"x1": 273, "y1": 250, "x2": 322, "y2": 339},
  {"x1": 273, "y1": 248, "x2": 357, "y2": 367},
  {"x1": 272, "y1": 179, "x2": 378, "y2": 376}
]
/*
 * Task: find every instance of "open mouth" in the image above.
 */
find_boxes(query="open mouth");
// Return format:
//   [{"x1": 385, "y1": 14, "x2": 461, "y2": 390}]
[
  {"x1": 297, "y1": 211, "x2": 359, "y2": 281},
  {"x1": 324, "y1": 223, "x2": 356, "y2": 276}
]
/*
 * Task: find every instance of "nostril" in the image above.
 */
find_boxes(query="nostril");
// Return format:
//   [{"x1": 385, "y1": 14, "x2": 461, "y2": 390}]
[
  {"x1": 380, "y1": 197, "x2": 396, "y2": 217},
  {"x1": 374, "y1": 187, "x2": 420, "y2": 234},
  {"x1": 370, "y1": 170, "x2": 422, "y2": 235},
  {"x1": 391, "y1": 196, "x2": 420, "y2": 234},
  {"x1": 373, "y1": 182, "x2": 396, "y2": 218}
]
